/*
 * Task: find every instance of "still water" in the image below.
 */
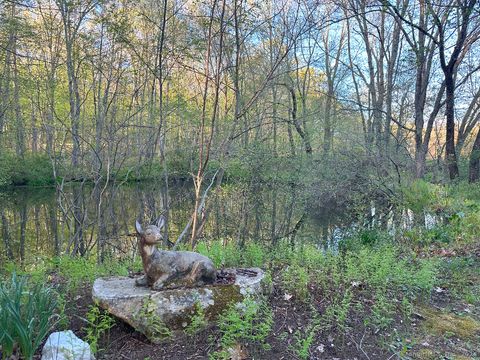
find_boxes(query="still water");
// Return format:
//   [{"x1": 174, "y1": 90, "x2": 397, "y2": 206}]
[{"x1": 0, "y1": 181, "x2": 428, "y2": 266}]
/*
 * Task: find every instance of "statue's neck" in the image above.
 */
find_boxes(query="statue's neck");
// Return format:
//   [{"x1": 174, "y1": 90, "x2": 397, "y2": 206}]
[{"x1": 140, "y1": 242, "x2": 156, "y2": 265}]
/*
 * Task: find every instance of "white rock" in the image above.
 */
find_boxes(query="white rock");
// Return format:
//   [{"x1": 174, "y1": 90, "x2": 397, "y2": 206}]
[{"x1": 42, "y1": 330, "x2": 93, "y2": 360}]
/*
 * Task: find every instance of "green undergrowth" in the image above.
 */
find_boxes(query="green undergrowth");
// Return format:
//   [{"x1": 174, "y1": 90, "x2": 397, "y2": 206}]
[
  {"x1": 1, "y1": 255, "x2": 142, "y2": 293},
  {"x1": 0, "y1": 273, "x2": 59, "y2": 360},
  {"x1": 195, "y1": 237, "x2": 439, "y2": 358},
  {"x1": 209, "y1": 296, "x2": 273, "y2": 360}
]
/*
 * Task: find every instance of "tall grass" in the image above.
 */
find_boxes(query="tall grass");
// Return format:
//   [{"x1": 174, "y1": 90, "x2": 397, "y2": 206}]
[{"x1": 0, "y1": 273, "x2": 58, "y2": 360}]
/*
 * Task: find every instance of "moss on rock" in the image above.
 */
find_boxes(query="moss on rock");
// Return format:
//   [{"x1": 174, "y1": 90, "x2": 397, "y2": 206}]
[{"x1": 419, "y1": 306, "x2": 480, "y2": 340}]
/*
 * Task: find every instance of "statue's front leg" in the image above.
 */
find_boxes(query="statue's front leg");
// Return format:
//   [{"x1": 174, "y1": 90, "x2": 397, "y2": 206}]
[{"x1": 135, "y1": 274, "x2": 148, "y2": 287}]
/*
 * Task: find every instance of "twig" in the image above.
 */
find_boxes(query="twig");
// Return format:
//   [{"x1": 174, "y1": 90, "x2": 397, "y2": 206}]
[{"x1": 349, "y1": 329, "x2": 371, "y2": 360}]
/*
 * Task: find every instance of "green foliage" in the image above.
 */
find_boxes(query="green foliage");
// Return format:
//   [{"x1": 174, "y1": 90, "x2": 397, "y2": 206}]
[
  {"x1": 0, "y1": 152, "x2": 15, "y2": 187},
  {"x1": 242, "y1": 242, "x2": 265, "y2": 267},
  {"x1": 290, "y1": 315, "x2": 321, "y2": 360},
  {"x1": 0, "y1": 152, "x2": 55, "y2": 187},
  {"x1": 134, "y1": 297, "x2": 172, "y2": 342},
  {"x1": 281, "y1": 264, "x2": 310, "y2": 301},
  {"x1": 210, "y1": 297, "x2": 273, "y2": 359},
  {"x1": 438, "y1": 256, "x2": 480, "y2": 305},
  {"x1": 343, "y1": 245, "x2": 436, "y2": 295},
  {"x1": 197, "y1": 240, "x2": 265, "y2": 268},
  {"x1": 85, "y1": 302, "x2": 115, "y2": 354},
  {"x1": 402, "y1": 179, "x2": 439, "y2": 214},
  {"x1": 0, "y1": 273, "x2": 58, "y2": 360},
  {"x1": 185, "y1": 301, "x2": 208, "y2": 336},
  {"x1": 197, "y1": 240, "x2": 238, "y2": 268},
  {"x1": 51, "y1": 256, "x2": 131, "y2": 291},
  {"x1": 367, "y1": 292, "x2": 396, "y2": 331}
]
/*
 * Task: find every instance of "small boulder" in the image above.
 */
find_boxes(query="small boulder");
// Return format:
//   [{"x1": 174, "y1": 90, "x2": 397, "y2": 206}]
[{"x1": 41, "y1": 330, "x2": 93, "y2": 360}]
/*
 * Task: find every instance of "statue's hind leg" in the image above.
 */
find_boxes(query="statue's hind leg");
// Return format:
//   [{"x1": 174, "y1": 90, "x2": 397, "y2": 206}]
[{"x1": 186, "y1": 261, "x2": 209, "y2": 286}]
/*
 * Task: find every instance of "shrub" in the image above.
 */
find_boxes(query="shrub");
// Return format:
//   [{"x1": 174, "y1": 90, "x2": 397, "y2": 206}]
[
  {"x1": 402, "y1": 179, "x2": 436, "y2": 214},
  {"x1": 0, "y1": 273, "x2": 58, "y2": 360},
  {"x1": 0, "y1": 152, "x2": 55, "y2": 187}
]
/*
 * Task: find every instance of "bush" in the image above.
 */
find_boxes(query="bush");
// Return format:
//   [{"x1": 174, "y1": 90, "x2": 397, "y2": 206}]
[
  {"x1": 0, "y1": 273, "x2": 58, "y2": 360},
  {"x1": 402, "y1": 179, "x2": 437, "y2": 214},
  {"x1": 0, "y1": 152, "x2": 55, "y2": 187}
]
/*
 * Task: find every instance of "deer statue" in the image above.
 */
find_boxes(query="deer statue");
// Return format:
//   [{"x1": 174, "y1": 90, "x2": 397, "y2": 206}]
[{"x1": 135, "y1": 216, "x2": 216, "y2": 290}]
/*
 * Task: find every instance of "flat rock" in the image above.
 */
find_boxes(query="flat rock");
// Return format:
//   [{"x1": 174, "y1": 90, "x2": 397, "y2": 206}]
[
  {"x1": 92, "y1": 268, "x2": 268, "y2": 342},
  {"x1": 42, "y1": 330, "x2": 93, "y2": 360}
]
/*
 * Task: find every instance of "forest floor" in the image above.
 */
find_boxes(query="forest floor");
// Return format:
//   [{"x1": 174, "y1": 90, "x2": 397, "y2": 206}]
[{"x1": 58, "y1": 243, "x2": 480, "y2": 360}]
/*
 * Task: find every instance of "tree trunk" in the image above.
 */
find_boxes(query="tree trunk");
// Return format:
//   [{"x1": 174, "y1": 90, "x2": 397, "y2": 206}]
[
  {"x1": 468, "y1": 128, "x2": 480, "y2": 182},
  {"x1": 444, "y1": 74, "x2": 459, "y2": 179}
]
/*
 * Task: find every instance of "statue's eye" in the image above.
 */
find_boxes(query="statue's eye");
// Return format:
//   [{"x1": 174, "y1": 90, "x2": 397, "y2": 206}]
[{"x1": 146, "y1": 230, "x2": 152, "y2": 235}]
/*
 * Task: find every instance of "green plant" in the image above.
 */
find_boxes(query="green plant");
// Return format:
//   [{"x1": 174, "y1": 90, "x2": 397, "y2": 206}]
[
  {"x1": 290, "y1": 315, "x2": 320, "y2": 360},
  {"x1": 185, "y1": 301, "x2": 208, "y2": 336},
  {"x1": 322, "y1": 290, "x2": 352, "y2": 332},
  {"x1": 197, "y1": 240, "x2": 242, "y2": 268},
  {"x1": 242, "y1": 242, "x2": 265, "y2": 267},
  {"x1": 0, "y1": 273, "x2": 58, "y2": 360},
  {"x1": 281, "y1": 264, "x2": 310, "y2": 301},
  {"x1": 50, "y1": 256, "x2": 132, "y2": 291},
  {"x1": 367, "y1": 292, "x2": 395, "y2": 331},
  {"x1": 135, "y1": 297, "x2": 172, "y2": 342},
  {"x1": 85, "y1": 303, "x2": 115, "y2": 354},
  {"x1": 402, "y1": 179, "x2": 436, "y2": 215},
  {"x1": 210, "y1": 297, "x2": 273, "y2": 359}
]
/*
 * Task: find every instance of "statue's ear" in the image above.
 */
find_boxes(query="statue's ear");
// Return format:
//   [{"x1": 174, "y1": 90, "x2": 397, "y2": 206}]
[
  {"x1": 156, "y1": 216, "x2": 166, "y2": 229},
  {"x1": 135, "y1": 220, "x2": 144, "y2": 235}
]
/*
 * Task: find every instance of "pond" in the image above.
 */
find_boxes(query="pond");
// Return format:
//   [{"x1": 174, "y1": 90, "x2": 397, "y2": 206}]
[{"x1": 0, "y1": 180, "x2": 432, "y2": 266}]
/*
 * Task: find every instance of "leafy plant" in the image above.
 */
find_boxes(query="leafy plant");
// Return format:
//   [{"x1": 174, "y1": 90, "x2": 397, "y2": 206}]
[
  {"x1": 0, "y1": 273, "x2": 58, "y2": 360},
  {"x1": 85, "y1": 302, "x2": 115, "y2": 354},
  {"x1": 290, "y1": 314, "x2": 321, "y2": 360},
  {"x1": 210, "y1": 297, "x2": 273, "y2": 359},
  {"x1": 281, "y1": 264, "x2": 310, "y2": 301},
  {"x1": 185, "y1": 301, "x2": 208, "y2": 336},
  {"x1": 135, "y1": 297, "x2": 172, "y2": 342}
]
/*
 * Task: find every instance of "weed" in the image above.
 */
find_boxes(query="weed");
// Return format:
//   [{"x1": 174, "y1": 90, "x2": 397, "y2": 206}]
[
  {"x1": 85, "y1": 302, "x2": 115, "y2": 354},
  {"x1": 185, "y1": 301, "x2": 208, "y2": 336},
  {"x1": 210, "y1": 297, "x2": 273, "y2": 359},
  {"x1": 322, "y1": 290, "x2": 352, "y2": 332},
  {"x1": 281, "y1": 264, "x2": 309, "y2": 301},
  {"x1": 367, "y1": 292, "x2": 395, "y2": 331},
  {"x1": 290, "y1": 313, "x2": 320, "y2": 360},
  {"x1": 242, "y1": 242, "x2": 265, "y2": 267},
  {"x1": 135, "y1": 297, "x2": 172, "y2": 342}
]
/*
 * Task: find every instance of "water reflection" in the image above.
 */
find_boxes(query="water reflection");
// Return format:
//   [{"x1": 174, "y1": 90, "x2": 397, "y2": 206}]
[
  {"x1": 0, "y1": 181, "x2": 310, "y2": 265},
  {"x1": 0, "y1": 182, "x2": 438, "y2": 266}
]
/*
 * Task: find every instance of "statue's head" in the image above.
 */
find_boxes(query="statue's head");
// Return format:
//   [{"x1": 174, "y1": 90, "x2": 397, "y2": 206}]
[{"x1": 135, "y1": 216, "x2": 165, "y2": 245}]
